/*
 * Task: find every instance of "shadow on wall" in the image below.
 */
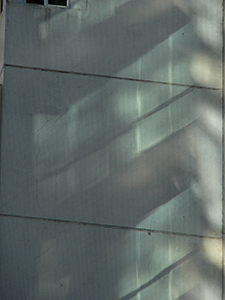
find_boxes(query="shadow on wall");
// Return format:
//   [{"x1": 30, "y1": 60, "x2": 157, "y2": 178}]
[{"x1": 0, "y1": 0, "x2": 223, "y2": 299}]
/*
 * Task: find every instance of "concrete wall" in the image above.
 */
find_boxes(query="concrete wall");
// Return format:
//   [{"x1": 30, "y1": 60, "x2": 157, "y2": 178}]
[
  {"x1": 0, "y1": 0, "x2": 223, "y2": 299},
  {"x1": 0, "y1": 0, "x2": 5, "y2": 84}
]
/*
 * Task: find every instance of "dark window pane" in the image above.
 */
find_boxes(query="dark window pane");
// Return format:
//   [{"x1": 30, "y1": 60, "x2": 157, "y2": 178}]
[
  {"x1": 48, "y1": 0, "x2": 67, "y2": 6},
  {"x1": 27, "y1": 0, "x2": 44, "y2": 4}
]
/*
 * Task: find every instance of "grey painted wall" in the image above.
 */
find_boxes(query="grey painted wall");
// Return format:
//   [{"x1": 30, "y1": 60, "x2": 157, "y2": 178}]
[
  {"x1": 0, "y1": 0, "x2": 223, "y2": 299},
  {"x1": 0, "y1": 0, "x2": 5, "y2": 84}
]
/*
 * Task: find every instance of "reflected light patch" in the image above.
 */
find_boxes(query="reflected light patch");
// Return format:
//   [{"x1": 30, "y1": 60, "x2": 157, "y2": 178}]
[
  {"x1": 190, "y1": 54, "x2": 222, "y2": 88},
  {"x1": 113, "y1": 90, "x2": 138, "y2": 124},
  {"x1": 202, "y1": 238, "x2": 222, "y2": 268},
  {"x1": 200, "y1": 104, "x2": 222, "y2": 142},
  {"x1": 173, "y1": 0, "x2": 189, "y2": 14},
  {"x1": 196, "y1": 18, "x2": 221, "y2": 49},
  {"x1": 196, "y1": 135, "x2": 222, "y2": 232}
]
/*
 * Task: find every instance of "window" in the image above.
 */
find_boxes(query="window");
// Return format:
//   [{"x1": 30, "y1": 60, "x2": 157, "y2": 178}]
[{"x1": 27, "y1": 0, "x2": 68, "y2": 7}]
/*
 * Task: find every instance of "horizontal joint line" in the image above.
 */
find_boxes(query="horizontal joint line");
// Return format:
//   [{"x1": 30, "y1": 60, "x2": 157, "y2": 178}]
[
  {"x1": 4, "y1": 64, "x2": 222, "y2": 91},
  {"x1": 0, "y1": 213, "x2": 221, "y2": 239}
]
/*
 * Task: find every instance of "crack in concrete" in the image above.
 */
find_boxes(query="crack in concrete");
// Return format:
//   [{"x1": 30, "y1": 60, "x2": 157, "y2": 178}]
[{"x1": 35, "y1": 118, "x2": 55, "y2": 213}]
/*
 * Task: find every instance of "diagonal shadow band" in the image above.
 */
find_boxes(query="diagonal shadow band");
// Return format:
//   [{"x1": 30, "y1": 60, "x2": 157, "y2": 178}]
[{"x1": 119, "y1": 248, "x2": 198, "y2": 300}]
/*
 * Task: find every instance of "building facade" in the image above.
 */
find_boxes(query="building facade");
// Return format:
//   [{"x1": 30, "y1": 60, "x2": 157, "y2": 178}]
[{"x1": 0, "y1": 0, "x2": 224, "y2": 299}]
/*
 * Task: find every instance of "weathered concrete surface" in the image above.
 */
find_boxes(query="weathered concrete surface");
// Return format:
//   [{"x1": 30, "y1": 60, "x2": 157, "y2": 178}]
[
  {"x1": 4, "y1": 0, "x2": 222, "y2": 87},
  {"x1": 1, "y1": 66, "x2": 222, "y2": 237},
  {"x1": 0, "y1": 216, "x2": 222, "y2": 300},
  {"x1": 0, "y1": 0, "x2": 5, "y2": 84},
  {"x1": 0, "y1": 0, "x2": 223, "y2": 299}
]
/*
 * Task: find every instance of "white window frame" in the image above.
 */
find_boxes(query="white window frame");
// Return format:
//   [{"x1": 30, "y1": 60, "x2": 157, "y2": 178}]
[{"x1": 27, "y1": 0, "x2": 69, "y2": 8}]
